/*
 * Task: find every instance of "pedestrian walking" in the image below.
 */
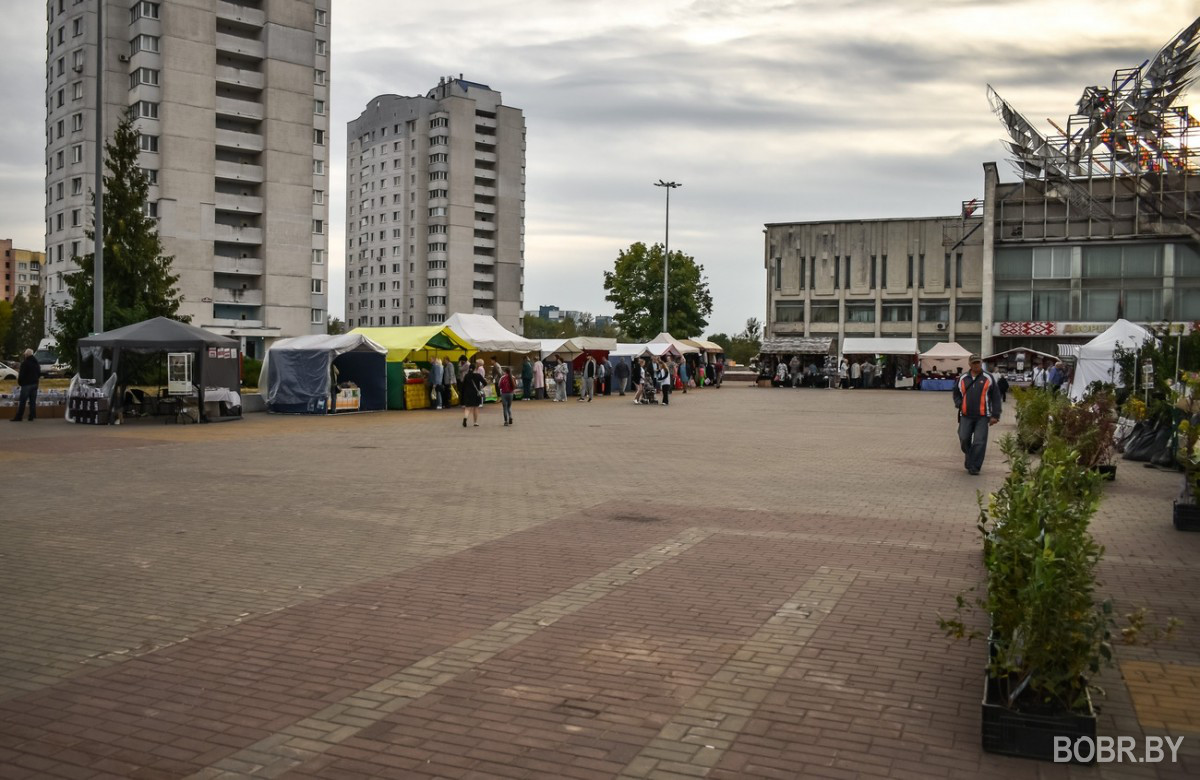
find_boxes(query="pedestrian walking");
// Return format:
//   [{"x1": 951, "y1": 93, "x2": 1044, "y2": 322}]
[
  {"x1": 657, "y1": 358, "x2": 672, "y2": 406},
  {"x1": 789, "y1": 355, "x2": 802, "y2": 388},
  {"x1": 429, "y1": 356, "x2": 444, "y2": 409},
  {"x1": 459, "y1": 360, "x2": 487, "y2": 427},
  {"x1": 614, "y1": 358, "x2": 630, "y2": 396},
  {"x1": 553, "y1": 359, "x2": 568, "y2": 402},
  {"x1": 441, "y1": 357, "x2": 454, "y2": 407},
  {"x1": 533, "y1": 356, "x2": 545, "y2": 399},
  {"x1": 520, "y1": 356, "x2": 533, "y2": 401},
  {"x1": 580, "y1": 356, "x2": 596, "y2": 402},
  {"x1": 499, "y1": 366, "x2": 515, "y2": 425},
  {"x1": 630, "y1": 357, "x2": 643, "y2": 403},
  {"x1": 678, "y1": 357, "x2": 689, "y2": 393},
  {"x1": 953, "y1": 354, "x2": 1002, "y2": 475},
  {"x1": 10, "y1": 349, "x2": 40, "y2": 422}
]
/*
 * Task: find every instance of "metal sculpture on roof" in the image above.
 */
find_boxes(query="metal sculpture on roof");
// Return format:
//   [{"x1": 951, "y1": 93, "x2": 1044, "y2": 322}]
[{"x1": 990, "y1": 18, "x2": 1200, "y2": 183}]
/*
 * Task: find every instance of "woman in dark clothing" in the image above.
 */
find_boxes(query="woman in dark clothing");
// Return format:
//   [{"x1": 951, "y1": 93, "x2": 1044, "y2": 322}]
[{"x1": 458, "y1": 364, "x2": 487, "y2": 427}]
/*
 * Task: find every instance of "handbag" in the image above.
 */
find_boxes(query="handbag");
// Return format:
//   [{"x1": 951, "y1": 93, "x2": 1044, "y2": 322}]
[{"x1": 675, "y1": 376, "x2": 683, "y2": 390}]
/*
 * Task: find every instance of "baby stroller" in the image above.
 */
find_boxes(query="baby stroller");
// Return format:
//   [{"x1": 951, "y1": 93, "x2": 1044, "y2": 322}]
[{"x1": 641, "y1": 376, "x2": 658, "y2": 405}]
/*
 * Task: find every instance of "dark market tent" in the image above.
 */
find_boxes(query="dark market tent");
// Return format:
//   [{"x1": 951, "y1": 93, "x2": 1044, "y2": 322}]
[
  {"x1": 260, "y1": 334, "x2": 387, "y2": 414},
  {"x1": 77, "y1": 317, "x2": 241, "y2": 422}
]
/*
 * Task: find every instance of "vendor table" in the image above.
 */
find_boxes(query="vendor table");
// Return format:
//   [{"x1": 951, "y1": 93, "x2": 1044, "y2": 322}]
[{"x1": 921, "y1": 379, "x2": 956, "y2": 391}]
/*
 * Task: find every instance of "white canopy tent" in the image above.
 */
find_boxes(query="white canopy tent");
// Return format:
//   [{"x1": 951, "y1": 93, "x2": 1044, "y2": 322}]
[
  {"x1": 1069, "y1": 319, "x2": 1157, "y2": 400},
  {"x1": 841, "y1": 337, "x2": 919, "y2": 356},
  {"x1": 443, "y1": 313, "x2": 540, "y2": 354},
  {"x1": 643, "y1": 342, "x2": 682, "y2": 358},
  {"x1": 919, "y1": 341, "x2": 973, "y2": 373},
  {"x1": 649, "y1": 332, "x2": 699, "y2": 354},
  {"x1": 611, "y1": 343, "x2": 649, "y2": 358},
  {"x1": 538, "y1": 338, "x2": 582, "y2": 359}
]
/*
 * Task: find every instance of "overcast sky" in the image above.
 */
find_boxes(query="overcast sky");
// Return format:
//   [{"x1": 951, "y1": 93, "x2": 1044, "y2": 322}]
[{"x1": 1, "y1": 0, "x2": 1195, "y2": 336}]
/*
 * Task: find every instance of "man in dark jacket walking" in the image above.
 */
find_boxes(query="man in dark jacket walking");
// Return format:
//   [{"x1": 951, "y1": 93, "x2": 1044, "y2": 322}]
[
  {"x1": 11, "y1": 349, "x2": 41, "y2": 422},
  {"x1": 952, "y1": 354, "x2": 1002, "y2": 475}
]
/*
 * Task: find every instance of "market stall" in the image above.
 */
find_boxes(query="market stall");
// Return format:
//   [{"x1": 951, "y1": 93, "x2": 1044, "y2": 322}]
[
  {"x1": 351, "y1": 325, "x2": 476, "y2": 409},
  {"x1": 841, "y1": 337, "x2": 918, "y2": 389},
  {"x1": 759, "y1": 336, "x2": 836, "y2": 387},
  {"x1": 259, "y1": 333, "x2": 387, "y2": 414},
  {"x1": 1069, "y1": 319, "x2": 1157, "y2": 401},
  {"x1": 75, "y1": 317, "x2": 241, "y2": 424},
  {"x1": 919, "y1": 341, "x2": 973, "y2": 374},
  {"x1": 983, "y1": 347, "x2": 1058, "y2": 386}
]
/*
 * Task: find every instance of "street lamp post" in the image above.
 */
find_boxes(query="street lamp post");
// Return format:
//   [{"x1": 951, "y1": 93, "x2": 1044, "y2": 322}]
[
  {"x1": 93, "y1": 0, "x2": 105, "y2": 338},
  {"x1": 654, "y1": 180, "x2": 680, "y2": 333}
]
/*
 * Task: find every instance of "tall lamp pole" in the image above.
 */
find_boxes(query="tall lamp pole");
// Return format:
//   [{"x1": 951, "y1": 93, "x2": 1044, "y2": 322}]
[
  {"x1": 654, "y1": 180, "x2": 680, "y2": 332},
  {"x1": 92, "y1": 0, "x2": 105, "y2": 337}
]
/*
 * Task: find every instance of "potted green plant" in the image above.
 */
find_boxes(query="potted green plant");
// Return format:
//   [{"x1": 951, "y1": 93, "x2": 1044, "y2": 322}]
[
  {"x1": 1051, "y1": 387, "x2": 1119, "y2": 480},
  {"x1": 1012, "y1": 386, "x2": 1065, "y2": 454},
  {"x1": 941, "y1": 437, "x2": 1106, "y2": 762},
  {"x1": 1174, "y1": 371, "x2": 1200, "y2": 531}
]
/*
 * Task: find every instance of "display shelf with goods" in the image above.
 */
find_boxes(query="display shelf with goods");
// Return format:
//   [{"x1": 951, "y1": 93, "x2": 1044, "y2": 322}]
[
  {"x1": 67, "y1": 376, "x2": 118, "y2": 425},
  {"x1": 334, "y1": 385, "x2": 361, "y2": 412}
]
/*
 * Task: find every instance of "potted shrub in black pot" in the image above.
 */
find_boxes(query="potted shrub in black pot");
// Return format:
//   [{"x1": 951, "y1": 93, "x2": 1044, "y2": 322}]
[
  {"x1": 1052, "y1": 386, "x2": 1119, "y2": 480},
  {"x1": 1174, "y1": 372, "x2": 1200, "y2": 531},
  {"x1": 941, "y1": 437, "x2": 1107, "y2": 763}
]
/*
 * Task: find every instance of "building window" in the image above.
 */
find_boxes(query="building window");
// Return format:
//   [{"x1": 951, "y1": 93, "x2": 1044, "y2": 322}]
[
  {"x1": 70, "y1": 176, "x2": 82, "y2": 194},
  {"x1": 311, "y1": 308, "x2": 324, "y2": 324},
  {"x1": 907, "y1": 254, "x2": 914, "y2": 288},
  {"x1": 918, "y1": 253, "x2": 925, "y2": 289},
  {"x1": 313, "y1": 159, "x2": 325, "y2": 174},
  {"x1": 141, "y1": 167, "x2": 157, "y2": 185},
  {"x1": 810, "y1": 303, "x2": 839, "y2": 323},
  {"x1": 845, "y1": 304, "x2": 875, "y2": 323},
  {"x1": 429, "y1": 153, "x2": 448, "y2": 164},
  {"x1": 1032, "y1": 247, "x2": 1071, "y2": 279},
  {"x1": 995, "y1": 248, "x2": 1032, "y2": 279},
  {"x1": 315, "y1": 8, "x2": 327, "y2": 25},
  {"x1": 314, "y1": 69, "x2": 326, "y2": 86},
  {"x1": 956, "y1": 301, "x2": 982, "y2": 322},
  {"x1": 72, "y1": 82, "x2": 82, "y2": 99},
  {"x1": 71, "y1": 208, "x2": 80, "y2": 226},
  {"x1": 994, "y1": 290, "x2": 1032, "y2": 321},
  {"x1": 869, "y1": 255, "x2": 876, "y2": 289},
  {"x1": 312, "y1": 249, "x2": 324, "y2": 264},
  {"x1": 833, "y1": 256, "x2": 840, "y2": 289},
  {"x1": 428, "y1": 242, "x2": 447, "y2": 252},
  {"x1": 72, "y1": 17, "x2": 83, "y2": 36},
  {"x1": 143, "y1": 200, "x2": 158, "y2": 218},
  {"x1": 955, "y1": 252, "x2": 963, "y2": 288},
  {"x1": 428, "y1": 206, "x2": 447, "y2": 217},
  {"x1": 137, "y1": 134, "x2": 157, "y2": 152},
  {"x1": 918, "y1": 301, "x2": 949, "y2": 322},
  {"x1": 133, "y1": 100, "x2": 158, "y2": 119},
  {"x1": 430, "y1": 117, "x2": 448, "y2": 129},
  {"x1": 881, "y1": 302, "x2": 911, "y2": 322},
  {"x1": 314, "y1": 99, "x2": 325, "y2": 115},
  {"x1": 313, "y1": 189, "x2": 324, "y2": 204},
  {"x1": 71, "y1": 112, "x2": 83, "y2": 131},
  {"x1": 1176, "y1": 287, "x2": 1200, "y2": 319},
  {"x1": 1082, "y1": 289, "x2": 1119, "y2": 320},
  {"x1": 1032, "y1": 290, "x2": 1069, "y2": 320},
  {"x1": 313, "y1": 129, "x2": 325, "y2": 146},
  {"x1": 129, "y1": 67, "x2": 159, "y2": 88},
  {"x1": 312, "y1": 219, "x2": 324, "y2": 234},
  {"x1": 1123, "y1": 289, "x2": 1161, "y2": 320},
  {"x1": 799, "y1": 257, "x2": 806, "y2": 289},
  {"x1": 130, "y1": 2, "x2": 160, "y2": 22},
  {"x1": 315, "y1": 39, "x2": 327, "y2": 56},
  {"x1": 73, "y1": 49, "x2": 84, "y2": 70},
  {"x1": 71, "y1": 144, "x2": 83, "y2": 162},
  {"x1": 311, "y1": 278, "x2": 324, "y2": 294},
  {"x1": 775, "y1": 302, "x2": 803, "y2": 323},
  {"x1": 130, "y1": 34, "x2": 159, "y2": 54}
]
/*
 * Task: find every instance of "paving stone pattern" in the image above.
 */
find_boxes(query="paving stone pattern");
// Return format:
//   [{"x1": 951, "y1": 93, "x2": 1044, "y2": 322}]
[{"x1": 0, "y1": 386, "x2": 1197, "y2": 778}]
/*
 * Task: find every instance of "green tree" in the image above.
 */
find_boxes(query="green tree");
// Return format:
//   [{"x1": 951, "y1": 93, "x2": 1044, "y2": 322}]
[
  {"x1": 523, "y1": 315, "x2": 577, "y2": 339},
  {"x1": 603, "y1": 242, "x2": 713, "y2": 341},
  {"x1": 54, "y1": 107, "x2": 185, "y2": 369},
  {"x1": 4, "y1": 292, "x2": 44, "y2": 358},
  {"x1": 327, "y1": 316, "x2": 346, "y2": 335}
]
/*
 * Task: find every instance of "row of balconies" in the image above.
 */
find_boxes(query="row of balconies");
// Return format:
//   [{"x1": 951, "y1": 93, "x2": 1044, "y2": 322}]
[
  {"x1": 215, "y1": 127, "x2": 264, "y2": 153},
  {"x1": 212, "y1": 287, "x2": 264, "y2": 305},
  {"x1": 215, "y1": 160, "x2": 263, "y2": 183},
  {"x1": 215, "y1": 31, "x2": 264, "y2": 60},
  {"x1": 214, "y1": 223, "x2": 263, "y2": 244},
  {"x1": 215, "y1": 192, "x2": 263, "y2": 214},
  {"x1": 214, "y1": 256, "x2": 264, "y2": 275},
  {"x1": 215, "y1": 64, "x2": 264, "y2": 90},
  {"x1": 216, "y1": 0, "x2": 266, "y2": 28},
  {"x1": 216, "y1": 95, "x2": 263, "y2": 121}
]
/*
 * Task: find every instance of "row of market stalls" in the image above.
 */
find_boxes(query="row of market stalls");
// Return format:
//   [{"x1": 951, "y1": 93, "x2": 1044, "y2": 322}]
[{"x1": 260, "y1": 320, "x2": 727, "y2": 415}]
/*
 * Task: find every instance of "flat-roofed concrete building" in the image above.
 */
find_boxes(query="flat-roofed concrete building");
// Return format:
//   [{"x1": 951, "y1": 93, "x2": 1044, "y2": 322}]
[
  {"x1": 43, "y1": 0, "x2": 330, "y2": 357},
  {"x1": 2, "y1": 240, "x2": 46, "y2": 303},
  {"x1": 346, "y1": 77, "x2": 526, "y2": 331}
]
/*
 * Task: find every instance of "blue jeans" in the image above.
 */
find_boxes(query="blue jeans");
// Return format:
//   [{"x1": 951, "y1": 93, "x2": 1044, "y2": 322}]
[
  {"x1": 14, "y1": 383, "x2": 38, "y2": 420},
  {"x1": 958, "y1": 415, "x2": 990, "y2": 471}
]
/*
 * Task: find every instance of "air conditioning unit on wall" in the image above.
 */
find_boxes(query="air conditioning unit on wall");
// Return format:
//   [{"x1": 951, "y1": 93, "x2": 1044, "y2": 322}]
[{"x1": 936, "y1": 322, "x2": 947, "y2": 331}]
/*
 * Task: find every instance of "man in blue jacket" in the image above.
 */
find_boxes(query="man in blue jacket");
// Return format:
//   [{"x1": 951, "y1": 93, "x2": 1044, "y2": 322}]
[
  {"x1": 11, "y1": 349, "x2": 41, "y2": 422},
  {"x1": 953, "y1": 355, "x2": 1002, "y2": 475}
]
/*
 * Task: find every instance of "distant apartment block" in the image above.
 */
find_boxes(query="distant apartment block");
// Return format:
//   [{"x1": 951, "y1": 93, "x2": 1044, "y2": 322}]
[
  {"x1": 346, "y1": 77, "x2": 526, "y2": 330},
  {"x1": 2, "y1": 239, "x2": 45, "y2": 303},
  {"x1": 44, "y1": 0, "x2": 330, "y2": 357}
]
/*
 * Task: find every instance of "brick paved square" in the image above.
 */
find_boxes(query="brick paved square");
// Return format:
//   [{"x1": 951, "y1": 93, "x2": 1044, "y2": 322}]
[{"x1": 1, "y1": 387, "x2": 1197, "y2": 778}]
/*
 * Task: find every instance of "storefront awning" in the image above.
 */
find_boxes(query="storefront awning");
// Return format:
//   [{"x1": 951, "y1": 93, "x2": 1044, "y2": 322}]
[
  {"x1": 760, "y1": 337, "x2": 833, "y2": 355},
  {"x1": 841, "y1": 337, "x2": 918, "y2": 356}
]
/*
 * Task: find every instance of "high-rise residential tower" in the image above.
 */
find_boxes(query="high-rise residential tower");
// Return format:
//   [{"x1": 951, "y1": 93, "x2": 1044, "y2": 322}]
[
  {"x1": 346, "y1": 77, "x2": 526, "y2": 330},
  {"x1": 43, "y1": 0, "x2": 330, "y2": 358}
]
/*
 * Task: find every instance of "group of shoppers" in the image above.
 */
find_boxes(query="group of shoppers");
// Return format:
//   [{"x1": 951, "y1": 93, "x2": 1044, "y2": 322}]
[{"x1": 427, "y1": 352, "x2": 722, "y2": 428}]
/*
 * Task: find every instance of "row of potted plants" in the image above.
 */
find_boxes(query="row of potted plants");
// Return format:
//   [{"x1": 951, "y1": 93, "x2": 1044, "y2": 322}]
[
  {"x1": 939, "y1": 435, "x2": 1178, "y2": 762},
  {"x1": 1011, "y1": 385, "x2": 1119, "y2": 478}
]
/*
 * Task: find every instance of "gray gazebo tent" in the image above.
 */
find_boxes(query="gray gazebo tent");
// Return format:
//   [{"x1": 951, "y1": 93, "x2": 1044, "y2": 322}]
[{"x1": 78, "y1": 317, "x2": 241, "y2": 421}]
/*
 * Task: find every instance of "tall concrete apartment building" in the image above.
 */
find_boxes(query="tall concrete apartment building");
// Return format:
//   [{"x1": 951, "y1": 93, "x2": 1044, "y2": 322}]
[
  {"x1": 43, "y1": 0, "x2": 330, "y2": 358},
  {"x1": 2, "y1": 240, "x2": 45, "y2": 303},
  {"x1": 346, "y1": 78, "x2": 526, "y2": 330}
]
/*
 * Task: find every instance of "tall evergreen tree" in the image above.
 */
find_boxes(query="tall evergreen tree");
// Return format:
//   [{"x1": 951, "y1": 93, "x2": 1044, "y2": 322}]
[
  {"x1": 603, "y1": 242, "x2": 713, "y2": 342},
  {"x1": 54, "y1": 108, "x2": 185, "y2": 368}
]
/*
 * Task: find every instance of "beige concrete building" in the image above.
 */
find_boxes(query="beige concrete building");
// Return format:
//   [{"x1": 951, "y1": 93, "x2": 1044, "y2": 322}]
[
  {"x1": 2, "y1": 240, "x2": 45, "y2": 303},
  {"x1": 764, "y1": 211, "x2": 987, "y2": 355},
  {"x1": 44, "y1": 0, "x2": 330, "y2": 357},
  {"x1": 346, "y1": 78, "x2": 526, "y2": 330}
]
